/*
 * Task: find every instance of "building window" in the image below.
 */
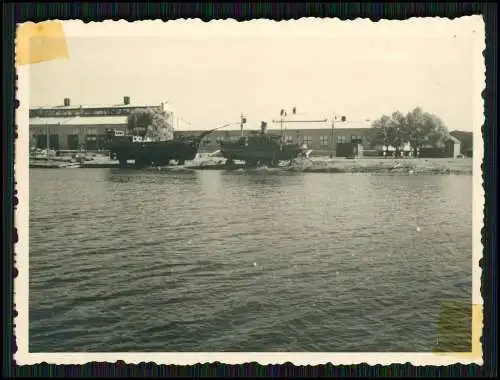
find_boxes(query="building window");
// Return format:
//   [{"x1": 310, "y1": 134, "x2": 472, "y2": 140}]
[
  {"x1": 286, "y1": 136, "x2": 294, "y2": 144},
  {"x1": 230, "y1": 136, "x2": 239, "y2": 142},
  {"x1": 303, "y1": 136, "x2": 312, "y2": 146},
  {"x1": 337, "y1": 135, "x2": 348, "y2": 143},
  {"x1": 216, "y1": 136, "x2": 224, "y2": 144},
  {"x1": 351, "y1": 135, "x2": 363, "y2": 144},
  {"x1": 85, "y1": 127, "x2": 97, "y2": 135},
  {"x1": 320, "y1": 136, "x2": 329, "y2": 146}
]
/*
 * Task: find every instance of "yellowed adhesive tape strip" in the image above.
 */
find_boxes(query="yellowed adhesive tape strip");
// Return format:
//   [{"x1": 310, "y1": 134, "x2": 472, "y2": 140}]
[
  {"x1": 16, "y1": 21, "x2": 69, "y2": 66},
  {"x1": 434, "y1": 302, "x2": 482, "y2": 359}
]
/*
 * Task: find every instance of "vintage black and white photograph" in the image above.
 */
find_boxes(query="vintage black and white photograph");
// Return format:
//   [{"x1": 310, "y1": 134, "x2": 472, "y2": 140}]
[{"x1": 15, "y1": 17, "x2": 484, "y2": 365}]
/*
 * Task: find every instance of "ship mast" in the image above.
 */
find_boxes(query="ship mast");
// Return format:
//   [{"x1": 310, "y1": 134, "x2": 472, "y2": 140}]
[
  {"x1": 279, "y1": 109, "x2": 287, "y2": 140},
  {"x1": 240, "y1": 113, "x2": 247, "y2": 136},
  {"x1": 277, "y1": 107, "x2": 297, "y2": 141},
  {"x1": 272, "y1": 106, "x2": 327, "y2": 145}
]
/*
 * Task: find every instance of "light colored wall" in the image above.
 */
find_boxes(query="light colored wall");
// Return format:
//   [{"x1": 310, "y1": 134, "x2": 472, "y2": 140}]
[
  {"x1": 29, "y1": 102, "x2": 165, "y2": 149},
  {"x1": 30, "y1": 124, "x2": 127, "y2": 150}
]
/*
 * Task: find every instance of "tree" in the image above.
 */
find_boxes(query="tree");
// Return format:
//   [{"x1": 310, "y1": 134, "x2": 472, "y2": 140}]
[
  {"x1": 403, "y1": 107, "x2": 426, "y2": 155},
  {"x1": 421, "y1": 113, "x2": 449, "y2": 148},
  {"x1": 403, "y1": 107, "x2": 450, "y2": 154},
  {"x1": 371, "y1": 112, "x2": 406, "y2": 155},
  {"x1": 371, "y1": 107, "x2": 450, "y2": 157},
  {"x1": 389, "y1": 111, "x2": 407, "y2": 154},
  {"x1": 371, "y1": 115, "x2": 392, "y2": 148},
  {"x1": 127, "y1": 108, "x2": 174, "y2": 141}
]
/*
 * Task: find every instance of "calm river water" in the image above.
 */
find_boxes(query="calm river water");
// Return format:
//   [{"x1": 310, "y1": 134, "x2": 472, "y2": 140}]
[{"x1": 29, "y1": 168, "x2": 472, "y2": 352}]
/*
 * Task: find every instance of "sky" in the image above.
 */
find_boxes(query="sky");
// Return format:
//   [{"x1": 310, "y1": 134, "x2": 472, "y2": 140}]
[{"x1": 28, "y1": 18, "x2": 484, "y2": 132}]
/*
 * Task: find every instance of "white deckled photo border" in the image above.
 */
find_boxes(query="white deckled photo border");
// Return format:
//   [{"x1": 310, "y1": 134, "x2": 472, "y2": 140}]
[{"x1": 14, "y1": 17, "x2": 485, "y2": 366}]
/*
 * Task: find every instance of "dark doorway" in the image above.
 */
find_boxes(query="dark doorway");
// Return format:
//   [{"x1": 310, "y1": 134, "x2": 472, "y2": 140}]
[
  {"x1": 36, "y1": 134, "x2": 47, "y2": 149},
  {"x1": 49, "y1": 134, "x2": 59, "y2": 150},
  {"x1": 86, "y1": 135, "x2": 98, "y2": 151},
  {"x1": 97, "y1": 135, "x2": 107, "y2": 150},
  {"x1": 67, "y1": 135, "x2": 79, "y2": 150}
]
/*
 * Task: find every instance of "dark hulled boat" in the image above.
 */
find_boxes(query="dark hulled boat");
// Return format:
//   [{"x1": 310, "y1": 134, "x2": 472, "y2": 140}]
[
  {"x1": 103, "y1": 129, "x2": 214, "y2": 168},
  {"x1": 220, "y1": 122, "x2": 311, "y2": 167}
]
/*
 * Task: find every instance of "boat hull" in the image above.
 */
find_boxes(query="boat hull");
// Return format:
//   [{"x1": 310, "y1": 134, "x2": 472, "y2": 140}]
[
  {"x1": 220, "y1": 142, "x2": 310, "y2": 166},
  {"x1": 106, "y1": 136, "x2": 200, "y2": 167}
]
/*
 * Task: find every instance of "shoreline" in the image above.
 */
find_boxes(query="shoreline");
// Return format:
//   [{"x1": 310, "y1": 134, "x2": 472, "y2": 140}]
[{"x1": 30, "y1": 157, "x2": 473, "y2": 175}]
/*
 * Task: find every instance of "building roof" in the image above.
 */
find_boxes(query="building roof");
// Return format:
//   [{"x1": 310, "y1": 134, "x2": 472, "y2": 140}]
[
  {"x1": 29, "y1": 114, "x2": 373, "y2": 132},
  {"x1": 30, "y1": 116, "x2": 128, "y2": 126},
  {"x1": 29, "y1": 106, "x2": 373, "y2": 131},
  {"x1": 67, "y1": 116, "x2": 129, "y2": 125},
  {"x1": 29, "y1": 103, "x2": 160, "y2": 110},
  {"x1": 176, "y1": 118, "x2": 372, "y2": 132},
  {"x1": 447, "y1": 135, "x2": 461, "y2": 144},
  {"x1": 29, "y1": 117, "x2": 76, "y2": 126},
  {"x1": 450, "y1": 130, "x2": 473, "y2": 138}
]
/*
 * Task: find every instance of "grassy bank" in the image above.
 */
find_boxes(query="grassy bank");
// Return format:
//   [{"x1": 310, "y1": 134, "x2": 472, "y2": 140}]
[
  {"x1": 29, "y1": 154, "x2": 473, "y2": 175},
  {"x1": 289, "y1": 157, "x2": 473, "y2": 175},
  {"x1": 192, "y1": 157, "x2": 473, "y2": 175}
]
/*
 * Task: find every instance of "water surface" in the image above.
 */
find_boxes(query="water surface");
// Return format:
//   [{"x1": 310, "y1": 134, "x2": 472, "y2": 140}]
[{"x1": 29, "y1": 168, "x2": 472, "y2": 352}]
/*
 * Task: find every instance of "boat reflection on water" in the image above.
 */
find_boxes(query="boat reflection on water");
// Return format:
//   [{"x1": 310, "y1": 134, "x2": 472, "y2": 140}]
[
  {"x1": 105, "y1": 166, "x2": 199, "y2": 185},
  {"x1": 220, "y1": 167, "x2": 306, "y2": 193}
]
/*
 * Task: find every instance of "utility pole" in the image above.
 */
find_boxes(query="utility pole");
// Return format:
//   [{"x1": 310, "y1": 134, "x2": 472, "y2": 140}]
[
  {"x1": 271, "y1": 113, "x2": 327, "y2": 146},
  {"x1": 330, "y1": 115, "x2": 335, "y2": 159},
  {"x1": 329, "y1": 113, "x2": 347, "y2": 159},
  {"x1": 285, "y1": 106, "x2": 296, "y2": 142},
  {"x1": 283, "y1": 115, "x2": 286, "y2": 141},
  {"x1": 45, "y1": 121, "x2": 49, "y2": 157}
]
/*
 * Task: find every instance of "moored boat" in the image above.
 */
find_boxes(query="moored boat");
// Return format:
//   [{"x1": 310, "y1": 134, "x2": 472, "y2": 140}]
[
  {"x1": 103, "y1": 129, "x2": 215, "y2": 168},
  {"x1": 219, "y1": 120, "x2": 311, "y2": 167}
]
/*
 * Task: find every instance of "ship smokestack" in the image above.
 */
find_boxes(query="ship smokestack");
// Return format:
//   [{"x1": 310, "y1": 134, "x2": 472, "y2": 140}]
[
  {"x1": 63, "y1": 98, "x2": 71, "y2": 107},
  {"x1": 261, "y1": 121, "x2": 268, "y2": 135},
  {"x1": 123, "y1": 96, "x2": 130, "y2": 105}
]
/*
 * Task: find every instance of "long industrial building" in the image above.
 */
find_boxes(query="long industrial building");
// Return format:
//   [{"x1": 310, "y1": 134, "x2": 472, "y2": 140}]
[
  {"x1": 180, "y1": 117, "x2": 375, "y2": 157},
  {"x1": 29, "y1": 97, "x2": 174, "y2": 151},
  {"x1": 29, "y1": 98, "x2": 372, "y2": 155},
  {"x1": 29, "y1": 98, "x2": 462, "y2": 158}
]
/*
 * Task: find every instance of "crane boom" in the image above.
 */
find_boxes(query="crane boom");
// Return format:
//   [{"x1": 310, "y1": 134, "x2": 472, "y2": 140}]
[{"x1": 271, "y1": 119, "x2": 328, "y2": 123}]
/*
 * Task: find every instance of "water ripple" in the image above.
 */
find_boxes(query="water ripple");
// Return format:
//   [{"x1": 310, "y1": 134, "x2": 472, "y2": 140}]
[{"x1": 29, "y1": 169, "x2": 473, "y2": 352}]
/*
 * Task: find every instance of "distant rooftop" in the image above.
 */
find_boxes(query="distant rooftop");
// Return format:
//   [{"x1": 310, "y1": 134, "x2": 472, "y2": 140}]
[
  {"x1": 30, "y1": 103, "x2": 160, "y2": 110},
  {"x1": 177, "y1": 118, "x2": 373, "y2": 132},
  {"x1": 30, "y1": 116, "x2": 129, "y2": 126},
  {"x1": 447, "y1": 135, "x2": 462, "y2": 144},
  {"x1": 450, "y1": 130, "x2": 473, "y2": 137},
  {"x1": 29, "y1": 100, "x2": 374, "y2": 131},
  {"x1": 30, "y1": 96, "x2": 163, "y2": 110}
]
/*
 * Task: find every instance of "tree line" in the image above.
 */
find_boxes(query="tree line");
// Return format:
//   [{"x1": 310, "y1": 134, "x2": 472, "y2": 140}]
[
  {"x1": 127, "y1": 108, "x2": 174, "y2": 140},
  {"x1": 370, "y1": 107, "x2": 451, "y2": 155},
  {"x1": 125, "y1": 106, "x2": 455, "y2": 156}
]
